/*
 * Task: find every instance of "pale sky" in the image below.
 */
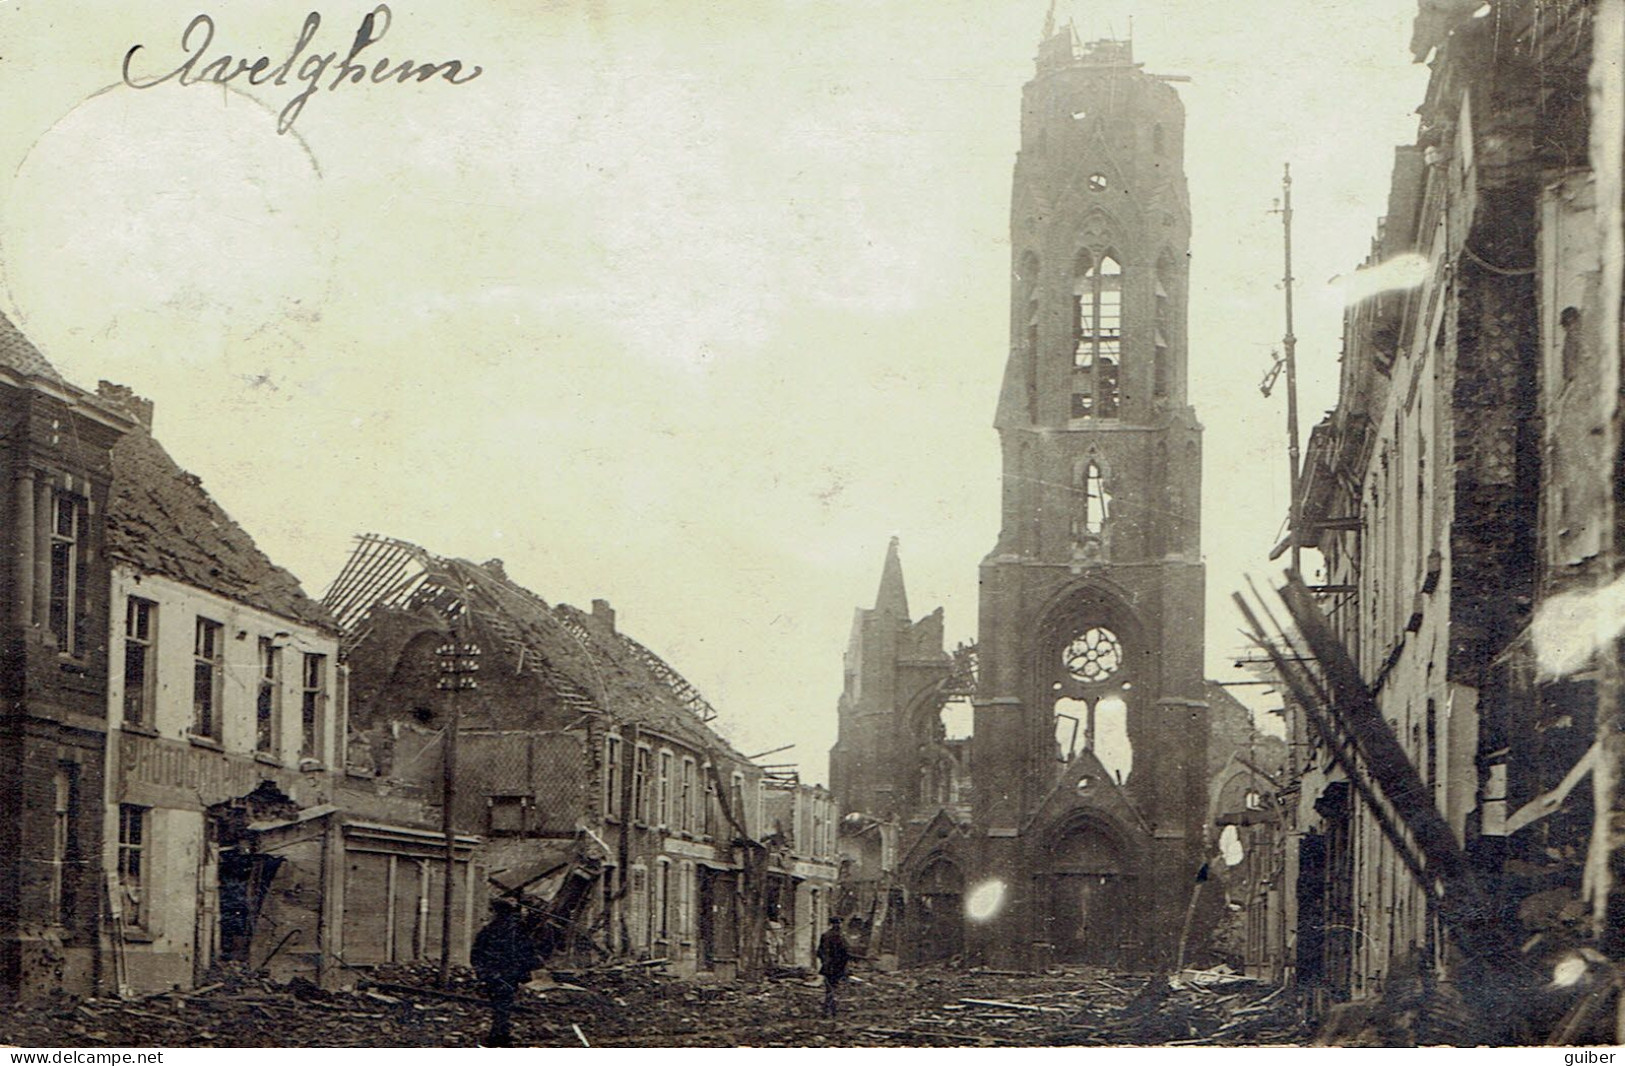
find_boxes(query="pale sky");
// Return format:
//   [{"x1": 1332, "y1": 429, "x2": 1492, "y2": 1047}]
[{"x1": 0, "y1": 1, "x2": 1431, "y2": 782}]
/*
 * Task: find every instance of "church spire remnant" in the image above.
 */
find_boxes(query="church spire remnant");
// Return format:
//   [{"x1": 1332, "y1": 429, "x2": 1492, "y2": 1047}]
[{"x1": 875, "y1": 536, "x2": 910, "y2": 619}]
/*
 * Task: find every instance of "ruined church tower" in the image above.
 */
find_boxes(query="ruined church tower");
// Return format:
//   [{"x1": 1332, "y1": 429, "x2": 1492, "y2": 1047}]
[{"x1": 968, "y1": 32, "x2": 1209, "y2": 970}]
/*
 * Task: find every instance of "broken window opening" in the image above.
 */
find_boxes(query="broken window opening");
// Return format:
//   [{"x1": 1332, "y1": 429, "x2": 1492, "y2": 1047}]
[
  {"x1": 1092, "y1": 695, "x2": 1132, "y2": 784},
  {"x1": 118, "y1": 803, "x2": 148, "y2": 929},
  {"x1": 702, "y1": 764, "x2": 718, "y2": 839},
  {"x1": 301, "y1": 653, "x2": 327, "y2": 762},
  {"x1": 632, "y1": 745, "x2": 652, "y2": 824},
  {"x1": 257, "y1": 638, "x2": 280, "y2": 756},
  {"x1": 51, "y1": 764, "x2": 79, "y2": 927},
  {"x1": 677, "y1": 861, "x2": 694, "y2": 940},
  {"x1": 681, "y1": 756, "x2": 698, "y2": 834},
  {"x1": 488, "y1": 794, "x2": 528, "y2": 836},
  {"x1": 731, "y1": 770, "x2": 747, "y2": 836},
  {"x1": 193, "y1": 618, "x2": 224, "y2": 740},
  {"x1": 1018, "y1": 251, "x2": 1041, "y2": 423},
  {"x1": 124, "y1": 597, "x2": 156, "y2": 728},
  {"x1": 1073, "y1": 251, "x2": 1122, "y2": 418},
  {"x1": 49, "y1": 493, "x2": 86, "y2": 655},
  {"x1": 1082, "y1": 461, "x2": 1111, "y2": 535},
  {"x1": 939, "y1": 699, "x2": 974, "y2": 740},
  {"x1": 1154, "y1": 262, "x2": 1173, "y2": 398},
  {"x1": 629, "y1": 865, "x2": 649, "y2": 949},
  {"x1": 604, "y1": 734, "x2": 623, "y2": 819},
  {"x1": 654, "y1": 860, "x2": 671, "y2": 942},
  {"x1": 1054, "y1": 698, "x2": 1087, "y2": 761},
  {"x1": 657, "y1": 749, "x2": 674, "y2": 828}
]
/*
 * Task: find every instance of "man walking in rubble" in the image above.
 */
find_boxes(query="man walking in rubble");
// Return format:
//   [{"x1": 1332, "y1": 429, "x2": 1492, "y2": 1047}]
[
  {"x1": 472, "y1": 897, "x2": 539, "y2": 1047},
  {"x1": 816, "y1": 915, "x2": 851, "y2": 1019}
]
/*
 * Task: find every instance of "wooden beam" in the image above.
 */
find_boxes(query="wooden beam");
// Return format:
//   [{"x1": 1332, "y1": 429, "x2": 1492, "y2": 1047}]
[
  {"x1": 1273, "y1": 576, "x2": 1536, "y2": 979},
  {"x1": 1505, "y1": 740, "x2": 1600, "y2": 836}
]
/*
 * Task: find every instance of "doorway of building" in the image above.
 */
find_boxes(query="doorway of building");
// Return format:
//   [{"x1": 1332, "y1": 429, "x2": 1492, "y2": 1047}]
[
  {"x1": 1042, "y1": 820, "x2": 1133, "y2": 965},
  {"x1": 907, "y1": 856, "x2": 964, "y2": 965}
]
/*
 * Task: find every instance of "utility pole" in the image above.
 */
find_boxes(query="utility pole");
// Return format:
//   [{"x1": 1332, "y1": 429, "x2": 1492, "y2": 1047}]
[
  {"x1": 1279, "y1": 163, "x2": 1304, "y2": 577},
  {"x1": 437, "y1": 634, "x2": 479, "y2": 988}
]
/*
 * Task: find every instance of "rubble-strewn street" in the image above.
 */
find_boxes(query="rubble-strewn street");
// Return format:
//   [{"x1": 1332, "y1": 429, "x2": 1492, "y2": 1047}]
[
  {"x1": 0, "y1": 964, "x2": 1309, "y2": 1048},
  {"x1": 6, "y1": 0, "x2": 1625, "y2": 1048}
]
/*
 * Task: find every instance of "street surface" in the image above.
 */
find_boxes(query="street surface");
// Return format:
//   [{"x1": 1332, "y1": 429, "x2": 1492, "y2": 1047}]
[{"x1": 0, "y1": 962, "x2": 1309, "y2": 1047}]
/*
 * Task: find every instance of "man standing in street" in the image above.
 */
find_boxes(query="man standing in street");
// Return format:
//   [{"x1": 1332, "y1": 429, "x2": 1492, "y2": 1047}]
[
  {"x1": 471, "y1": 897, "x2": 539, "y2": 1047},
  {"x1": 816, "y1": 915, "x2": 851, "y2": 1019}
]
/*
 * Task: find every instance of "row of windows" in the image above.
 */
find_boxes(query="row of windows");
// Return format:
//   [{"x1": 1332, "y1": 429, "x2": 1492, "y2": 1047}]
[
  {"x1": 47, "y1": 775, "x2": 157, "y2": 936},
  {"x1": 122, "y1": 595, "x2": 328, "y2": 761},
  {"x1": 601, "y1": 736, "x2": 838, "y2": 859},
  {"x1": 794, "y1": 791, "x2": 835, "y2": 859},
  {"x1": 36, "y1": 495, "x2": 330, "y2": 766},
  {"x1": 603, "y1": 735, "x2": 735, "y2": 836},
  {"x1": 632, "y1": 858, "x2": 696, "y2": 946}
]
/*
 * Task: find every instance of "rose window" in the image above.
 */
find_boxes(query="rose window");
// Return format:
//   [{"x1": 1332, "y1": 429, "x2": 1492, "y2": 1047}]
[{"x1": 1064, "y1": 627, "x2": 1123, "y2": 683}]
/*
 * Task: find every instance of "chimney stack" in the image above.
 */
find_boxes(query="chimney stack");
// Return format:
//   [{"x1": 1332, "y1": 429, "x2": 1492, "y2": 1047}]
[{"x1": 97, "y1": 381, "x2": 154, "y2": 432}]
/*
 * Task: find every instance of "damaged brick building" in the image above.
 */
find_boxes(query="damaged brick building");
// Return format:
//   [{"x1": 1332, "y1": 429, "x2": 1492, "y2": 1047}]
[
  {"x1": 1240, "y1": 0, "x2": 1625, "y2": 1040},
  {"x1": 326, "y1": 537, "x2": 838, "y2": 979},
  {"x1": 0, "y1": 320, "x2": 467, "y2": 1001},
  {"x1": 832, "y1": 29, "x2": 1275, "y2": 975},
  {"x1": 0, "y1": 313, "x2": 840, "y2": 1002}
]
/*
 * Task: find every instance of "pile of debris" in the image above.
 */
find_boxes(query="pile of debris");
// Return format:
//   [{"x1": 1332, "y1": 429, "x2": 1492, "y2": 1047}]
[
  {"x1": 0, "y1": 970, "x2": 497, "y2": 1048},
  {"x1": 854, "y1": 966, "x2": 1302, "y2": 1047},
  {"x1": 0, "y1": 963, "x2": 1310, "y2": 1048}
]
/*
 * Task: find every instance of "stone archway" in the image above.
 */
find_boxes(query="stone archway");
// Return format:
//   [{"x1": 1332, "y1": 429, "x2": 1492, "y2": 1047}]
[
  {"x1": 906, "y1": 855, "x2": 965, "y2": 965},
  {"x1": 1039, "y1": 817, "x2": 1138, "y2": 966}
]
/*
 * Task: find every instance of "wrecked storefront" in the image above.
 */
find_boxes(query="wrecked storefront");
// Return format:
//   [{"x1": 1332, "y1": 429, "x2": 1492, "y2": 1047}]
[{"x1": 101, "y1": 418, "x2": 477, "y2": 994}]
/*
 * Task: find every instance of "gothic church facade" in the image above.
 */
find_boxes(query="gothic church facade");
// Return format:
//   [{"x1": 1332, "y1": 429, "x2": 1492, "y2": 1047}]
[{"x1": 832, "y1": 30, "x2": 1213, "y2": 972}]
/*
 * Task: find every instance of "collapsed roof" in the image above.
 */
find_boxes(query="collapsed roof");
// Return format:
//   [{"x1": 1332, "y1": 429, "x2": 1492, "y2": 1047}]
[{"x1": 324, "y1": 534, "x2": 750, "y2": 760}]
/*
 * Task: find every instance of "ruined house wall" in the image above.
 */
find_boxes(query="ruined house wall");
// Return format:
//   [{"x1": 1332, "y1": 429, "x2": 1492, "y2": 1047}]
[
  {"x1": 0, "y1": 377, "x2": 130, "y2": 1000},
  {"x1": 100, "y1": 570, "x2": 459, "y2": 992},
  {"x1": 1281, "y1": 3, "x2": 1566, "y2": 1005},
  {"x1": 103, "y1": 568, "x2": 349, "y2": 993},
  {"x1": 106, "y1": 569, "x2": 343, "y2": 769}
]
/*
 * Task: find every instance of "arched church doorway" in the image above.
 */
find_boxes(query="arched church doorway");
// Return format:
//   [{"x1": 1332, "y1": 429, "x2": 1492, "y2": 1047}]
[
  {"x1": 907, "y1": 856, "x2": 964, "y2": 965},
  {"x1": 1041, "y1": 818, "x2": 1136, "y2": 966}
]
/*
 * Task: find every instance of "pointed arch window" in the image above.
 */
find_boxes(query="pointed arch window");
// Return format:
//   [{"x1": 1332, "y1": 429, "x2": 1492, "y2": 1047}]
[
  {"x1": 1072, "y1": 251, "x2": 1122, "y2": 418},
  {"x1": 1082, "y1": 461, "x2": 1111, "y2": 535}
]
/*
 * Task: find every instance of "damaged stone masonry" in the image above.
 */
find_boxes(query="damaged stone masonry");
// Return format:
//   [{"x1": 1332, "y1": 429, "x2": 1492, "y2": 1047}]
[
  {"x1": 1231, "y1": 0, "x2": 1625, "y2": 1045},
  {"x1": 2, "y1": 0, "x2": 1624, "y2": 1050},
  {"x1": 828, "y1": 31, "x2": 1282, "y2": 981}
]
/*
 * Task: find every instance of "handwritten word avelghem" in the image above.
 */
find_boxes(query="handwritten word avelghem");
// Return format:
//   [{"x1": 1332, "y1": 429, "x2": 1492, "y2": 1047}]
[{"x1": 122, "y1": 6, "x2": 482, "y2": 134}]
